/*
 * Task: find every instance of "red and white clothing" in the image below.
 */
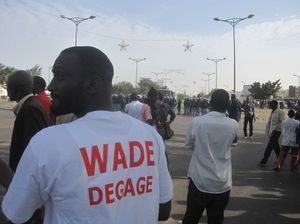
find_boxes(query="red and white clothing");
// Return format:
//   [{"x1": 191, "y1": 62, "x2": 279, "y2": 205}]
[
  {"x1": 2, "y1": 111, "x2": 172, "y2": 224},
  {"x1": 185, "y1": 111, "x2": 239, "y2": 193},
  {"x1": 281, "y1": 118, "x2": 300, "y2": 147},
  {"x1": 35, "y1": 91, "x2": 56, "y2": 123},
  {"x1": 35, "y1": 91, "x2": 51, "y2": 115},
  {"x1": 125, "y1": 100, "x2": 152, "y2": 123}
]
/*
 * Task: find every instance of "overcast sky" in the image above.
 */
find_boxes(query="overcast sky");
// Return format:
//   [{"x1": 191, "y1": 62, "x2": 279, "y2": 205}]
[{"x1": 1, "y1": 0, "x2": 300, "y2": 95}]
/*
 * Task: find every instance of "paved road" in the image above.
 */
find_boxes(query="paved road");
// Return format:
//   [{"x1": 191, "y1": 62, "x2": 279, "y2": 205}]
[{"x1": 1, "y1": 107, "x2": 300, "y2": 224}]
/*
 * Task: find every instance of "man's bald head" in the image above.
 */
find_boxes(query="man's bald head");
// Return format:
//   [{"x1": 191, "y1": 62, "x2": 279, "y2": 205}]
[
  {"x1": 60, "y1": 46, "x2": 114, "y2": 82},
  {"x1": 48, "y1": 46, "x2": 114, "y2": 117},
  {"x1": 210, "y1": 89, "x2": 230, "y2": 113},
  {"x1": 7, "y1": 70, "x2": 33, "y2": 102}
]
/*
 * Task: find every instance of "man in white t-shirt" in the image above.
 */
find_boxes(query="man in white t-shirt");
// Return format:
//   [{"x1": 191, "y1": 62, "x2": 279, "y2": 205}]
[
  {"x1": 125, "y1": 92, "x2": 153, "y2": 125},
  {"x1": 2, "y1": 46, "x2": 172, "y2": 224},
  {"x1": 182, "y1": 89, "x2": 239, "y2": 224}
]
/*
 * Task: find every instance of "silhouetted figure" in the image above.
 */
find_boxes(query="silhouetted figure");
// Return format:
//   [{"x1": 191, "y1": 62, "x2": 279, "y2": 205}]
[{"x1": 177, "y1": 98, "x2": 182, "y2": 115}]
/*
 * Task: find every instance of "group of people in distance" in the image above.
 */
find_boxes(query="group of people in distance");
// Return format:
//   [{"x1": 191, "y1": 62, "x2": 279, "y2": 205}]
[
  {"x1": 0, "y1": 45, "x2": 297, "y2": 224},
  {"x1": 228, "y1": 92, "x2": 299, "y2": 171}
]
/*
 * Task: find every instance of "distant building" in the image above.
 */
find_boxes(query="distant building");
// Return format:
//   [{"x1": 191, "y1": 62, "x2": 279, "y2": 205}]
[
  {"x1": 242, "y1": 85, "x2": 252, "y2": 97},
  {"x1": 289, "y1": 86, "x2": 296, "y2": 98}
]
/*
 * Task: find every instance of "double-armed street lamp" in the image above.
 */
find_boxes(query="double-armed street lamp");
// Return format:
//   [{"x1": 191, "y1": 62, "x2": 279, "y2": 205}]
[
  {"x1": 202, "y1": 72, "x2": 215, "y2": 94},
  {"x1": 214, "y1": 14, "x2": 254, "y2": 93},
  {"x1": 293, "y1": 74, "x2": 300, "y2": 87},
  {"x1": 60, "y1": 15, "x2": 96, "y2": 46},
  {"x1": 206, "y1": 57, "x2": 226, "y2": 89},
  {"x1": 129, "y1": 57, "x2": 147, "y2": 88},
  {"x1": 151, "y1": 72, "x2": 163, "y2": 82}
]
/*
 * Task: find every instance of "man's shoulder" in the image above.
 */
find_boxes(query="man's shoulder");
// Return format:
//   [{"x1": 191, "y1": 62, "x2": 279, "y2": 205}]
[{"x1": 21, "y1": 96, "x2": 44, "y2": 111}]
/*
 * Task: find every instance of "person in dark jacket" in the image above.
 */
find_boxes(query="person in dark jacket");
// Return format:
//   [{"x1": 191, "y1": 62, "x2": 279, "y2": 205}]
[
  {"x1": 0, "y1": 159, "x2": 13, "y2": 189},
  {"x1": 7, "y1": 71, "x2": 54, "y2": 172},
  {"x1": 228, "y1": 94, "x2": 241, "y2": 145}
]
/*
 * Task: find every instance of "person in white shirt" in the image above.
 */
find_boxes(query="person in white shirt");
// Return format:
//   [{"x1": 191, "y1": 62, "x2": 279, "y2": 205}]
[
  {"x1": 2, "y1": 46, "x2": 173, "y2": 224},
  {"x1": 182, "y1": 89, "x2": 239, "y2": 224},
  {"x1": 124, "y1": 92, "x2": 153, "y2": 125},
  {"x1": 274, "y1": 109, "x2": 300, "y2": 171},
  {"x1": 259, "y1": 100, "x2": 285, "y2": 166}
]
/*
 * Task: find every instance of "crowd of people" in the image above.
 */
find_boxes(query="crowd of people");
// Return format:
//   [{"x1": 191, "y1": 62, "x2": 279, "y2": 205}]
[{"x1": 0, "y1": 46, "x2": 298, "y2": 224}]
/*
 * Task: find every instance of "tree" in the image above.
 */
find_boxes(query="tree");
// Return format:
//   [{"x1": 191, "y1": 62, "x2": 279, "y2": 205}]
[
  {"x1": 249, "y1": 79, "x2": 281, "y2": 99},
  {"x1": 26, "y1": 64, "x2": 42, "y2": 76},
  {"x1": 262, "y1": 79, "x2": 281, "y2": 98},
  {"x1": 249, "y1": 82, "x2": 264, "y2": 99},
  {"x1": 177, "y1": 93, "x2": 189, "y2": 100},
  {"x1": 0, "y1": 63, "x2": 16, "y2": 88},
  {"x1": 137, "y1": 78, "x2": 161, "y2": 95},
  {"x1": 112, "y1": 81, "x2": 135, "y2": 95}
]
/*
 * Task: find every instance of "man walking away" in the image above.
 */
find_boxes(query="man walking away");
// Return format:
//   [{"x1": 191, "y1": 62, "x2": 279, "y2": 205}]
[
  {"x1": 124, "y1": 91, "x2": 153, "y2": 125},
  {"x1": 228, "y1": 94, "x2": 241, "y2": 145},
  {"x1": 273, "y1": 109, "x2": 299, "y2": 171},
  {"x1": 182, "y1": 89, "x2": 239, "y2": 224},
  {"x1": 241, "y1": 97, "x2": 255, "y2": 139},
  {"x1": 259, "y1": 100, "x2": 285, "y2": 166},
  {"x1": 177, "y1": 98, "x2": 182, "y2": 115}
]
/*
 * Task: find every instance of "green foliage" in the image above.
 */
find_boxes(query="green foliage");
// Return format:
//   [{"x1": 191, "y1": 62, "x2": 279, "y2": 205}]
[
  {"x1": 0, "y1": 63, "x2": 16, "y2": 88},
  {"x1": 177, "y1": 93, "x2": 189, "y2": 100},
  {"x1": 26, "y1": 64, "x2": 42, "y2": 76},
  {"x1": 249, "y1": 79, "x2": 281, "y2": 99},
  {"x1": 112, "y1": 81, "x2": 135, "y2": 95},
  {"x1": 137, "y1": 78, "x2": 161, "y2": 95}
]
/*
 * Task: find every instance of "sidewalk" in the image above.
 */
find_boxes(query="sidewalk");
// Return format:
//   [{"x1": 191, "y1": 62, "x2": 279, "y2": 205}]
[{"x1": 0, "y1": 99, "x2": 15, "y2": 110}]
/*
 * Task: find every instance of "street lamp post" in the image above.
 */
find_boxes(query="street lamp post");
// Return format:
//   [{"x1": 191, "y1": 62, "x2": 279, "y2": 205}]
[
  {"x1": 214, "y1": 14, "x2": 254, "y2": 93},
  {"x1": 206, "y1": 57, "x2": 226, "y2": 89},
  {"x1": 293, "y1": 74, "x2": 300, "y2": 97},
  {"x1": 129, "y1": 57, "x2": 147, "y2": 88},
  {"x1": 202, "y1": 72, "x2": 215, "y2": 94},
  {"x1": 151, "y1": 72, "x2": 163, "y2": 82},
  {"x1": 60, "y1": 15, "x2": 95, "y2": 46},
  {"x1": 293, "y1": 74, "x2": 300, "y2": 87},
  {"x1": 201, "y1": 79, "x2": 209, "y2": 94}
]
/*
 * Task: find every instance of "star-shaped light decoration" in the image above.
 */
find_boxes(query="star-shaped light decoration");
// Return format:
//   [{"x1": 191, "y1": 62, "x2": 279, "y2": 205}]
[
  {"x1": 118, "y1": 40, "x2": 129, "y2": 51},
  {"x1": 182, "y1": 40, "x2": 194, "y2": 52}
]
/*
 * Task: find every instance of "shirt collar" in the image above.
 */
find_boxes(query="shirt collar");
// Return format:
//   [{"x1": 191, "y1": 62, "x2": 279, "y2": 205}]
[
  {"x1": 13, "y1": 94, "x2": 33, "y2": 116},
  {"x1": 207, "y1": 111, "x2": 226, "y2": 117}
]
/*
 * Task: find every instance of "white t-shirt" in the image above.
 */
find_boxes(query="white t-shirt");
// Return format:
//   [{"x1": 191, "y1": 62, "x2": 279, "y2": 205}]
[
  {"x1": 281, "y1": 118, "x2": 300, "y2": 147},
  {"x1": 2, "y1": 111, "x2": 172, "y2": 224},
  {"x1": 185, "y1": 111, "x2": 239, "y2": 193},
  {"x1": 125, "y1": 100, "x2": 144, "y2": 121}
]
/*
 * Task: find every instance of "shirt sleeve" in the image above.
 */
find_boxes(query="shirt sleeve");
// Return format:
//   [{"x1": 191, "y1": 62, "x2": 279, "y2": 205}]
[
  {"x1": 184, "y1": 123, "x2": 194, "y2": 149},
  {"x1": 2, "y1": 145, "x2": 47, "y2": 223},
  {"x1": 157, "y1": 136, "x2": 173, "y2": 204}
]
